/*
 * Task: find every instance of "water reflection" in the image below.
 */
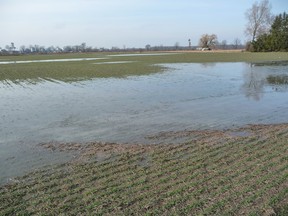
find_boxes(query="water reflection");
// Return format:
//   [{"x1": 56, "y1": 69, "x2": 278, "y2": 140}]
[
  {"x1": 241, "y1": 64, "x2": 266, "y2": 101},
  {"x1": 1, "y1": 61, "x2": 288, "y2": 98},
  {"x1": 2, "y1": 62, "x2": 288, "y2": 183},
  {"x1": 267, "y1": 75, "x2": 288, "y2": 92},
  {"x1": 200, "y1": 62, "x2": 217, "y2": 68},
  {"x1": 241, "y1": 62, "x2": 288, "y2": 100}
]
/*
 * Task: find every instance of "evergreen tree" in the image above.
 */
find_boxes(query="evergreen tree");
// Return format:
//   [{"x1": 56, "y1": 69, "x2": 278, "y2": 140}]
[
  {"x1": 271, "y1": 12, "x2": 288, "y2": 51},
  {"x1": 252, "y1": 12, "x2": 288, "y2": 51}
]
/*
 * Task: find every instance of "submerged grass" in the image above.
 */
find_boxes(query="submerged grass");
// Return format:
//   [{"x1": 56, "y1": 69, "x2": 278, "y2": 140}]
[
  {"x1": 1, "y1": 52, "x2": 288, "y2": 214},
  {"x1": 1, "y1": 124, "x2": 287, "y2": 215},
  {"x1": 1, "y1": 51, "x2": 288, "y2": 83}
]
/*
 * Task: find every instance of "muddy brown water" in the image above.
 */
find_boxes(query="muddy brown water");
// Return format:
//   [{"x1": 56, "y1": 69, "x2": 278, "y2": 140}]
[{"x1": 1, "y1": 61, "x2": 288, "y2": 184}]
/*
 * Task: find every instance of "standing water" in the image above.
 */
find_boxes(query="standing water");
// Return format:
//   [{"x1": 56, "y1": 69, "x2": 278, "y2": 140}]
[{"x1": 1, "y1": 62, "x2": 288, "y2": 184}]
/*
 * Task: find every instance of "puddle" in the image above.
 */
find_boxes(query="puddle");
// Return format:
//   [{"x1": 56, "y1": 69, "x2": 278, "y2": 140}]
[
  {"x1": 228, "y1": 131, "x2": 252, "y2": 137},
  {"x1": 1, "y1": 61, "x2": 288, "y2": 184}
]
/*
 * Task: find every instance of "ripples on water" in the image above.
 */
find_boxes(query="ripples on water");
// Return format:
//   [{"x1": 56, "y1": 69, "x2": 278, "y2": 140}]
[
  {"x1": 1, "y1": 61, "x2": 288, "y2": 184},
  {"x1": 2, "y1": 62, "x2": 288, "y2": 142}
]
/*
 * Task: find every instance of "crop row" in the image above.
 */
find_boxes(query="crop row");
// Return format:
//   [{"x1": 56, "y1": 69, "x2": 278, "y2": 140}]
[{"x1": 0, "y1": 125, "x2": 287, "y2": 215}]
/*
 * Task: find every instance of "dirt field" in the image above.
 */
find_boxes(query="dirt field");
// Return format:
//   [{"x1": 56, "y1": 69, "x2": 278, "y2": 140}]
[{"x1": 1, "y1": 123, "x2": 287, "y2": 215}]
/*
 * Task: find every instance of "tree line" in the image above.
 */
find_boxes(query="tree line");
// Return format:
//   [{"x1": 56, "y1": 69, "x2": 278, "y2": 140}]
[
  {"x1": 2, "y1": 0, "x2": 286, "y2": 55},
  {"x1": 251, "y1": 12, "x2": 288, "y2": 51},
  {"x1": 245, "y1": 0, "x2": 288, "y2": 52},
  {"x1": 0, "y1": 39, "x2": 244, "y2": 56},
  {"x1": 0, "y1": 43, "x2": 97, "y2": 55}
]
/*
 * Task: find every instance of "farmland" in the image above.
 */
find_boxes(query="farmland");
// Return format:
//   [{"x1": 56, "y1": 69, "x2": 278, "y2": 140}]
[
  {"x1": 1, "y1": 124, "x2": 287, "y2": 215},
  {"x1": 1, "y1": 51, "x2": 288, "y2": 82},
  {"x1": 0, "y1": 51, "x2": 288, "y2": 215}
]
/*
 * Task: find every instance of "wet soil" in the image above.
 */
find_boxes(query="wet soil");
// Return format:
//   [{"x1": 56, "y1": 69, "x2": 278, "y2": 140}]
[{"x1": 39, "y1": 123, "x2": 288, "y2": 163}]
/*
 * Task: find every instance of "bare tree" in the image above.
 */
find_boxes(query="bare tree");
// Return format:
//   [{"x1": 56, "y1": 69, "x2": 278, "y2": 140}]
[
  {"x1": 233, "y1": 38, "x2": 242, "y2": 49},
  {"x1": 80, "y1": 42, "x2": 86, "y2": 52},
  {"x1": 245, "y1": 0, "x2": 274, "y2": 42},
  {"x1": 20, "y1": 45, "x2": 26, "y2": 53},
  {"x1": 199, "y1": 34, "x2": 218, "y2": 49},
  {"x1": 33, "y1": 45, "x2": 40, "y2": 53},
  {"x1": 221, "y1": 40, "x2": 227, "y2": 50},
  {"x1": 174, "y1": 42, "x2": 180, "y2": 50},
  {"x1": 5, "y1": 45, "x2": 11, "y2": 51},
  {"x1": 145, "y1": 44, "x2": 151, "y2": 51},
  {"x1": 241, "y1": 64, "x2": 266, "y2": 101},
  {"x1": 11, "y1": 42, "x2": 15, "y2": 51}
]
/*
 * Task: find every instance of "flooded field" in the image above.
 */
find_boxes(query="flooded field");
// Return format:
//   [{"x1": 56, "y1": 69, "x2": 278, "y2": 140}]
[
  {"x1": 0, "y1": 57, "x2": 107, "y2": 64},
  {"x1": 1, "y1": 60, "x2": 288, "y2": 183}
]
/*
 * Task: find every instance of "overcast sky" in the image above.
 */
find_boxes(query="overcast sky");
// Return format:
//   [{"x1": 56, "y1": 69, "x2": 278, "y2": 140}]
[{"x1": 0, "y1": 0, "x2": 287, "y2": 49}]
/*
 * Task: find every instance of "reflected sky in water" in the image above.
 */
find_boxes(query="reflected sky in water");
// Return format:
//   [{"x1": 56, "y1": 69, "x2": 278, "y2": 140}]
[
  {"x1": 1, "y1": 62, "x2": 288, "y2": 183},
  {"x1": 242, "y1": 61, "x2": 288, "y2": 100},
  {"x1": 2, "y1": 62, "x2": 288, "y2": 144}
]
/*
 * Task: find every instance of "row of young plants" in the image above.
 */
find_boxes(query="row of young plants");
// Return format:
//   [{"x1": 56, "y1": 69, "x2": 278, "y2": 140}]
[{"x1": 0, "y1": 125, "x2": 287, "y2": 215}]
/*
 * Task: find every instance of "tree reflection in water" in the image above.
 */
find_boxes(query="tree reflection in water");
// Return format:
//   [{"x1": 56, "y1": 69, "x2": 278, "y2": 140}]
[
  {"x1": 241, "y1": 64, "x2": 266, "y2": 101},
  {"x1": 242, "y1": 62, "x2": 288, "y2": 100}
]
